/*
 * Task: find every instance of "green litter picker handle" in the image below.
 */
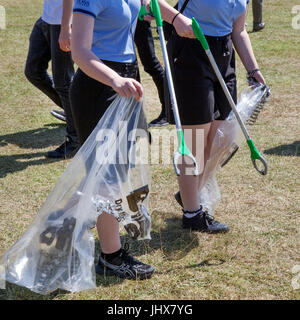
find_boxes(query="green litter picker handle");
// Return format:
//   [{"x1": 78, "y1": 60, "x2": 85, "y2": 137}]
[
  {"x1": 150, "y1": 0, "x2": 163, "y2": 27},
  {"x1": 191, "y1": 18, "x2": 209, "y2": 51},
  {"x1": 192, "y1": 17, "x2": 268, "y2": 176},
  {"x1": 138, "y1": 1, "x2": 162, "y2": 26},
  {"x1": 138, "y1": 5, "x2": 153, "y2": 21},
  {"x1": 149, "y1": 0, "x2": 199, "y2": 176},
  {"x1": 247, "y1": 139, "x2": 268, "y2": 175},
  {"x1": 173, "y1": 130, "x2": 199, "y2": 176}
]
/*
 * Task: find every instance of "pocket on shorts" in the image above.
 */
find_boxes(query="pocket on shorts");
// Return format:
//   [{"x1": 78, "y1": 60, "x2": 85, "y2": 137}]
[{"x1": 167, "y1": 34, "x2": 187, "y2": 64}]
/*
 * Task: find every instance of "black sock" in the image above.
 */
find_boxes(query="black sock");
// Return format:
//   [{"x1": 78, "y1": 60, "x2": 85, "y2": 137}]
[
  {"x1": 183, "y1": 206, "x2": 203, "y2": 218},
  {"x1": 101, "y1": 248, "x2": 122, "y2": 263}
]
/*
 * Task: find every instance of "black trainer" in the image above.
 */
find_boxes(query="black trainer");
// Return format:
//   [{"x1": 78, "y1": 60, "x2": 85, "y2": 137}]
[
  {"x1": 182, "y1": 210, "x2": 229, "y2": 233},
  {"x1": 47, "y1": 137, "x2": 78, "y2": 159},
  {"x1": 253, "y1": 22, "x2": 265, "y2": 32},
  {"x1": 148, "y1": 114, "x2": 169, "y2": 127},
  {"x1": 174, "y1": 191, "x2": 183, "y2": 208},
  {"x1": 50, "y1": 109, "x2": 66, "y2": 122},
  {"x1": 95, "y1": 245, "x2": 154, "y2": 280}
]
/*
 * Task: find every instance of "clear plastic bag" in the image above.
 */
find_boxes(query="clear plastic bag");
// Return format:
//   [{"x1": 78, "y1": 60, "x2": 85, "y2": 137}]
[
  {"x1": 0, "y1": 95, "x2": 151, "y2": 294},
  {"x1": 199, "y1": 85, "x2": 269, "y2": 214}
]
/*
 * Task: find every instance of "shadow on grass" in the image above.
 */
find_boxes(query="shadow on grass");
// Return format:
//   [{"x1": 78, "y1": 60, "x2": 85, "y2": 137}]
[
  {"x1": 0, "y1": 123, "x2": 65, "y2": 149},
  {"x1": 0, "y1": 123, "x2": 67, "y2": 178},
  {"x1": 0, "y1": 151, "x2": 63, "y2": 178},
  {"x1": 148, "y1": 216, "x2": 200, "y2": 260},
  {"x1": 264, "y1": 141, "x2": 300, "y2": 157}
]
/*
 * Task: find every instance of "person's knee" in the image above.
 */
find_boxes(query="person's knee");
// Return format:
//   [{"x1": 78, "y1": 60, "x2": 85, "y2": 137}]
[
  {"x1": 24, "y1": 63, "x2": 35, "y2": 82},
  {"x1": 24, "y1": 61, "x2": 45, "y2": 83}
]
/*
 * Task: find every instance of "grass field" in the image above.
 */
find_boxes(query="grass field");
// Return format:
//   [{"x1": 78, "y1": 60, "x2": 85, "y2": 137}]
[{"x1": 0, "y1": 0, "x2": 299, "y2": 300}]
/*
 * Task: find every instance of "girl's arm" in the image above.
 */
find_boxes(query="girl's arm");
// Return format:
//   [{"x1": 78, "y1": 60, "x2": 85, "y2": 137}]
[
  {"x1": 71, "y1": 13, "x2": 143, "y2": 100},
  {"x1": 59, "y1": 0, "x2": 73, "y2": 52},
  {"x1": 232, "y1": 11, "x2": 266, "y2": 84},
  {"x1": 145, "y1": 0, "x2": 195, "y2": 38}
]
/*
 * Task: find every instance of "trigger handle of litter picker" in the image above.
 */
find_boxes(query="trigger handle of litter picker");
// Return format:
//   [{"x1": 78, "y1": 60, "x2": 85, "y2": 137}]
[
  {"x1": 247, "y1": 139, "x2": 268, "y2": 175},
  {"x1": 150, "y1": 0, "x2": 163, "y2": 27},
  {"x1": 138, "y1": 5, "x2": 153, "y2": 21},
  {"x1": 252, "y1": 156, "x2": 268, "y2": 176},
  {"x1": 173, "y1": 152, "x2": 199, "y2": 177}
]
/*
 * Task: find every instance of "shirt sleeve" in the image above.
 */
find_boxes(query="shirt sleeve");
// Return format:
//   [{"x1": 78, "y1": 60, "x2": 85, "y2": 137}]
[{"x1": 73, "y1": 0, "x2": 105, "y2": 19}]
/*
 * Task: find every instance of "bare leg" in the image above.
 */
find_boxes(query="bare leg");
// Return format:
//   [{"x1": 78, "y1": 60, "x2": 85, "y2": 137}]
[
  {"x1": 97, "y1": 212, "x2": 121, "y2": 254},
  {"x1": 198, "y1": 120, "x2": 225, "y2": 191},
  {"x1": 178, "y1": 124, "x2": 210, "y2": 211}
]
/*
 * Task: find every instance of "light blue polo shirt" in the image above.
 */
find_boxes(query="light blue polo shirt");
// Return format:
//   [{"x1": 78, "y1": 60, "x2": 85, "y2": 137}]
[
  {"x1": 42, "y1": 0, "x2": 63, "y2": 25},
  {"x1": 73, "y1": 0, "x2": 140, "y2": 63},
  {"x1": 179, "y1": 0, "x2": 247, "y2": 37}
]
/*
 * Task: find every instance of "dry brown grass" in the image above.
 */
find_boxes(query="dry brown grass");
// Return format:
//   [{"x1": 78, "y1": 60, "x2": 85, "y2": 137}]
[{"x1": 0, "y1": 0, "x2": 299, "y2": 300}]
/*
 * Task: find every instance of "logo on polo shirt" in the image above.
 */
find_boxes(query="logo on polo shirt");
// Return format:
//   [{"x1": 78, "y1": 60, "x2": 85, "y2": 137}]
[{"x1": 78, "y1": 0, "x2": 90, "y2": 7}]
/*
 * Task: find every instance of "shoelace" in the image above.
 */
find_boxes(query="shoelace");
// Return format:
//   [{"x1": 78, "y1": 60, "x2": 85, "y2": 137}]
[
  {"x1": 203, "y1": 212, "x2": 216, "y2": 225},
  {"x1": 120, "y1": 243, "x2": 144, "y2": 267},
  {"x1": 120, "y1": 243, "x2": 134, "y2": 263}
]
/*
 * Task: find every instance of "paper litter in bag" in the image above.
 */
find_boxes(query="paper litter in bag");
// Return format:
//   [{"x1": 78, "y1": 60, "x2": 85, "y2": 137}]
[
  {"x1": 0, "y1": 95, "x2": 151, "y2": 294},
  {"x1": 198, "y1": 84, "x2": 269, "y2": 215}
]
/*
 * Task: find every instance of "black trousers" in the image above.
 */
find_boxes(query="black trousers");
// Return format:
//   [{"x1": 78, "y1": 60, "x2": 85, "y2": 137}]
[
  {"x1": 252, "y1": 0, "x2": 263, "y2": 26},
  {"x1": 134, "y1": 19, "x2": 165, "y2": 116},
  {"x1": 70, "y1": 61, "x2": 143, "y2": 183},
  {"x1": 69, "y1": 60, "x2": 139, "y2": 146},
  {"x1": 24, "y1": 18, "x2": 77, "y2": 143}
]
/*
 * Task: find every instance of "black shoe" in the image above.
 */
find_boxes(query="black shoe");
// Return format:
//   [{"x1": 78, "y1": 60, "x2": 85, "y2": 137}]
[
  {"x1": 174, "y1": 191, "x2": 183, "y2": 208},
  {"x1": 148, "y1": 114, "x2": 169, "y2": 127},
  {"x1": 47, "y1": 138, "x2": 78, "y2": 159},
  {"x1": 253, "y1": 22, "x2": 265, "y2": 32},
  {"x1": 50, "y1": 109, "x2": 66, "y2": 122},
  {"x1": 182, "y1": 210, "x2": 229, "y2": 233},
  {"x1": 95, "y1": 245, "x2": 154, "y2": 280}
]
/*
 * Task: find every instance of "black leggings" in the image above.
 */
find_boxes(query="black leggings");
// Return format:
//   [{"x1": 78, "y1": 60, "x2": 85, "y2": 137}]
[{"x1": 69, "y1": 60, "x2": 139, "y2": 146}]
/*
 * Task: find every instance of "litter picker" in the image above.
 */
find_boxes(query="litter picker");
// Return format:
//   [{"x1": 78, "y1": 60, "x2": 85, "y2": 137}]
[
  {"x1": 139, "y1": 0, "x2": 199, "y2": 176},
  {"x1": 192, "y1": 18, "x2": 268, "y2": 175}
]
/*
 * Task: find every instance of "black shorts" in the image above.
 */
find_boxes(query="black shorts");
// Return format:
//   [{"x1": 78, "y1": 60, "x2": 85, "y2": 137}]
[{"x1": 165, "y1": 33, "x2": 237, "y2": 125}]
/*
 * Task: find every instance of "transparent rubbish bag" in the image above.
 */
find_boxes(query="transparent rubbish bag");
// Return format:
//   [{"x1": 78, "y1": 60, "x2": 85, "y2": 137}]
[
  {"x1": 199, "y1": 85, "x2": 269, "y2": 214},
  {"x1": 0, "y1": 95, "x2": 151, "y2": 294}
]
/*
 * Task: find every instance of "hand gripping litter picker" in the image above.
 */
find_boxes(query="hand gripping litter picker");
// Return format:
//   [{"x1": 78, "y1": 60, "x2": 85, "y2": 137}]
[
  {"x1": 192, "y1": 18, "x2": 268, "y2": 175},
  {"x1": 139, "y1": 0, "x2": 199, "y2": 176}
]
